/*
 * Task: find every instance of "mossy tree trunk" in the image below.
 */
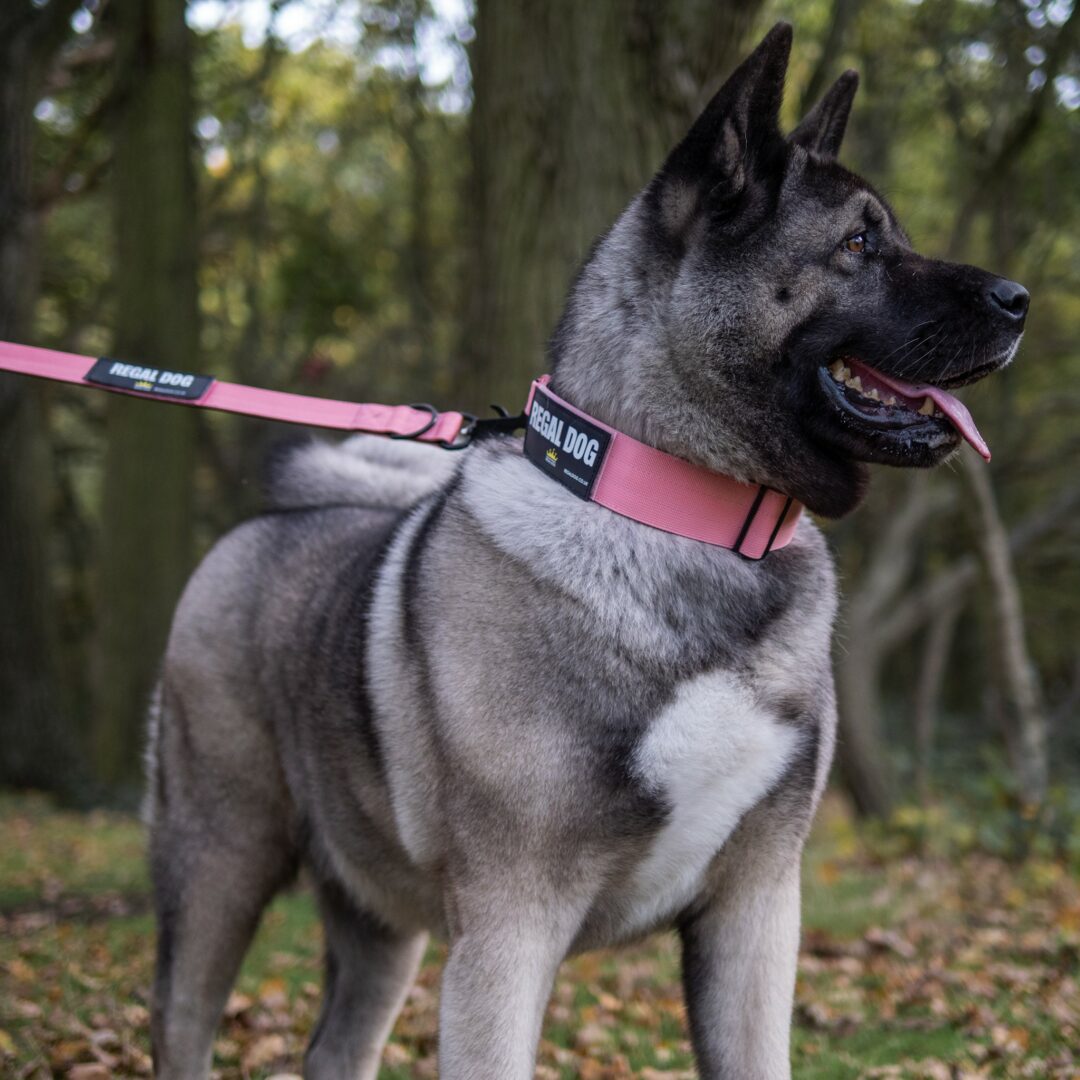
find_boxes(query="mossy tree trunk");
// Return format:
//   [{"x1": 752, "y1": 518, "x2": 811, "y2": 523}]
[
  {"x1": 0, "y1": 1, "x2": 84, "y2": 797},
  {"x1": 457, "y1": 0, "x2": 765, "y2": 411},
  {"x1": 95, "y1": 0, "x2": 199, "y2": 793}
]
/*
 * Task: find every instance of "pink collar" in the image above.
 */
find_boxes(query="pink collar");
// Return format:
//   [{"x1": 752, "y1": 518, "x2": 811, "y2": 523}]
[{"x1": 524, "y1": 376, "x2": 802, "y2": 560}]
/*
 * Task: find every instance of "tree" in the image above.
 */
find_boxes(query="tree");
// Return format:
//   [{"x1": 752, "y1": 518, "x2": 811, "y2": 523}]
[
  {"x1": 457, "y1": 0, "x2": 766, "y2": 411},
  {"x1": 0, "y1": 0, "x2": 85, "y2": 797},
  {"x1": 961, "y1": 448, "x2": 1048, "y2": 810},
  {"x1": 94, "y1": 0, "x2": 199, "y2": 792}
]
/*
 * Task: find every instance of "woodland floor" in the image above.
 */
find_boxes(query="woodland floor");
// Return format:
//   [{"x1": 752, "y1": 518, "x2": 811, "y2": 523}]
[{"x1": 0, "y1": 792, "x2": 1078, "y2": 1079}]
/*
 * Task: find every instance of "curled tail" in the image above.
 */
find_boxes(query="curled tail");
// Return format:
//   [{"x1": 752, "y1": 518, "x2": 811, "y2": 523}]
[{"x1": 263, "y1": 434, "x2": 460, "y2": 511}]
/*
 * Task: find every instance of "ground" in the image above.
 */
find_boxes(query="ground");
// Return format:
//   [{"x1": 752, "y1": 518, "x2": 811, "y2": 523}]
[{"x1": 0, "y1": 792, "x2": 1077, "y2": 1079}]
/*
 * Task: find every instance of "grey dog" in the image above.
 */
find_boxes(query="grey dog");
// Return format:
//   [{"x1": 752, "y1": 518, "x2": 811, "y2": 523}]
[{"x1": 147, "y1": 23, "x2": 1028, "y2": 1080}]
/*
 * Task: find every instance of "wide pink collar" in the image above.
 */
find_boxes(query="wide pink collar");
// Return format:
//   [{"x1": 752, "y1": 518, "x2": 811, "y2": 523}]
[{"x1": 523, "y1": 376, "x2": 802, "y2": 560}]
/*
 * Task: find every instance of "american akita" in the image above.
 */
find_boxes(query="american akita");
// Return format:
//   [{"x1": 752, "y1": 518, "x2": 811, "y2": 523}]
[{"x1": 147, "y1": 23, "x2": 1028, "y2": 1080}]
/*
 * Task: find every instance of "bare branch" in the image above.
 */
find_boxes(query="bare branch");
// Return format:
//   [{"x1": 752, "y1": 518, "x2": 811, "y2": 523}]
[{"x1": 877, "y1": 477, "x2": 1080, "y2": 651}]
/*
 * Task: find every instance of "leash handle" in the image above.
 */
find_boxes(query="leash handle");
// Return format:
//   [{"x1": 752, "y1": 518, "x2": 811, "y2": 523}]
[{"x1": 0, "y1": 340, "x2": 475, "y2": 448}]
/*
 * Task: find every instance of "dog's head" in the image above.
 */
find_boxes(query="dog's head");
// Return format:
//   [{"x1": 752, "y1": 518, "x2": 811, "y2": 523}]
[{"x1": 549, "y1": 23, "x2": 1027, "y2": 518}]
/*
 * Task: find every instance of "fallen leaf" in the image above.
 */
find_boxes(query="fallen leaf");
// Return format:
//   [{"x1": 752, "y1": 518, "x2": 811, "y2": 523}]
[
  {"x1": 575, "y1": 1022, "x2": 612, "y2": 1049},
  {"x1": 7, "y1": 958, "x2": 35, "y2": 982},
  {"x1": 67, "y1": 1066, "x2": 111, "y2": 1080},
  {"x1": 242, "y1": 1033, "x2": 288, "y2": 1070},
  {"x1": 223, "y1": 991, "x2": 253, "y2": 1018},
  {"x1": 864, "y1": 926, "x2": 917, "y2": 959},
  {"x1": 257, "y1": 978, "x2": 288, "y2": 1010}
]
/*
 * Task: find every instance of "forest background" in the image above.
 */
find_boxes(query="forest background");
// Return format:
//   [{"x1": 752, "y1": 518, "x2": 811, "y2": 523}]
[{"x1": 1, "y1": 0, "x2": 1079, "y2": 1076}]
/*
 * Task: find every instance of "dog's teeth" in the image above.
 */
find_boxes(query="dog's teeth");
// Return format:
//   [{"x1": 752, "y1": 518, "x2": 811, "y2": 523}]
[
  {"x1": 829, "y1": 360, "x2": 845, "y2": 380},
  {"x1": 846, "y1": 375, "x2": 863, "y2": 392},
  {"x1": 885, "y1": 395, "x2": 897, "y2": 406},
  {"x1": 867, "y1": 388, "x2": 880, "y2": 401},
  {"x1": 918, "y1": 397, "x2": 935, "y2": 416},
  {"x1": 839, "y1": 364, "x2": 851, "y2": 381}
]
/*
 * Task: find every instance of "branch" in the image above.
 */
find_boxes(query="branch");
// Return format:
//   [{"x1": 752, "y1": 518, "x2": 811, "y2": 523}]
[
  {"x1": 34, "y1": 92, "x2": 116, "y2": 211},
  {"x1": 799, "y1": 0, "x2": 866, "y2": 116},
  {"x1": 27, "y1": 0, "x2": 85, "y2": 68},
  {"x1": 948, "y1": 6, "x2": 1080, "y2": 256},
  {"x1": 960, "y1": 447, "x2": 1048, "y2": 806},
  {"x1": 876, "y1": 477, "x2": 1080, "y2": 651},
  {"x1": 846, "y1": 474, "x2": 954, "y2": 627},
  {"x1": 43, "y1": 37, "x2": 116, "y2": 93}
]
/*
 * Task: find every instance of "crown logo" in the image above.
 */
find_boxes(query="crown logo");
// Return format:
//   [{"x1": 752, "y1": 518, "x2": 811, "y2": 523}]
[{"x1": 545, "y1": 447, "x2": 558, "y2": 465}]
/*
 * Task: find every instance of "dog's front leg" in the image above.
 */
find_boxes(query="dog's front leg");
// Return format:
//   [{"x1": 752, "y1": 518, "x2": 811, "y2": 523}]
[
  {"x1": 438, "y1": 893, "x2": 586, "y2": 1079},
  {"x1": 679, "y1": 847, "x2": 802, "y2": 1080}
]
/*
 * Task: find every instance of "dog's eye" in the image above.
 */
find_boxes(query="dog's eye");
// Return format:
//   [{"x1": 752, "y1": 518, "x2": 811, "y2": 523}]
[{"x1": 843, "y1": 233, "x2": 868, "y2": 254}]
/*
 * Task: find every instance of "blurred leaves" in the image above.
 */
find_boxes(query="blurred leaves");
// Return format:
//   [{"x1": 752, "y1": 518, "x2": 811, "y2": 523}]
[{"x1": 15, "y1": 0, "x2": 1080, "y2": 809}]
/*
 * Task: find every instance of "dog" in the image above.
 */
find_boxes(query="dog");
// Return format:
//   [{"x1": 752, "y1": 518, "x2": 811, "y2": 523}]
[{"x1": 146, "y1": 23, "x2": 1027, "y2": 1080}]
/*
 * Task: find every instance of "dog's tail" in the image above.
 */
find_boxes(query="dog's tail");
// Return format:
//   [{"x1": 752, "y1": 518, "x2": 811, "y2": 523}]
[{"x1": 263, "y1": 434, "x2": 460, "y2": 512}]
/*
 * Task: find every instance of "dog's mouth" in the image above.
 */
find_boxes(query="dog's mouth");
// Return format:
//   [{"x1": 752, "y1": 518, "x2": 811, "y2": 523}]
[{"x1": 817, "y1": 356, "x2": 991, "y2": 462}]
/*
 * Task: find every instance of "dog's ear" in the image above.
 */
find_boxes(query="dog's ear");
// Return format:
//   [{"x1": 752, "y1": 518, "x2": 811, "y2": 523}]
[
  {"x1": 655, "y1": 22, "x2": 792, "y2": 235},
  {"x1": 789, "y1": 70, "x2": 859, "y2": 158}
]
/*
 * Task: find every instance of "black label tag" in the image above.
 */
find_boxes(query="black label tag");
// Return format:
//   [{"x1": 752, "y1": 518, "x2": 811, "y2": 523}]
[
  {"x1": 523, "y1": 385, "x2": 611, "y2": 500},
  {"x1": 85, "y1": 357, "x2": 214, "y2": 401}
]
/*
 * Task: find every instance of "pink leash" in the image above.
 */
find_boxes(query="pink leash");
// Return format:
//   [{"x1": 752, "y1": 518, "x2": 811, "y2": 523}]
[
  {"x1": 0, "y1": 340, "x2": 474, "y2": 447},
  {"x1": 0, "y1": 340, "x2": 803, "y2": 559}
]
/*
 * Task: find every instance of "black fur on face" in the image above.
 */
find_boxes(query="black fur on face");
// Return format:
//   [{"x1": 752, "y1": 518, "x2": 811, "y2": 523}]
[{"x1": 549, "y1": 23, "x2": 1028, "y2": 519}]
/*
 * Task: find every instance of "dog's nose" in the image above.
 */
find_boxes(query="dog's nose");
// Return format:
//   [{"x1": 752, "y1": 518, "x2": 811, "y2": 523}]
[{"x1": 987, "y1": 278, "x2": 1029, "y2": 323}]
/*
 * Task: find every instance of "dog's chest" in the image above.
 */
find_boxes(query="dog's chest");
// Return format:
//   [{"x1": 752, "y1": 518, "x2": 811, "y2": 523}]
[{"x1": 616, "y1": 669, "x2": 801, "y2": 935}]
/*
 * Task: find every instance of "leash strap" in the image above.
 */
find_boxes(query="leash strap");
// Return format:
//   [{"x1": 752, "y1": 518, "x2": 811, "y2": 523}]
[
  {"x1": 0, "y1": 340, "x2": 475, "y2": 447},
  {"x1": 0, "y1": 339, "x2": 802, "y2": 558},
  {"x1": 523, "y1": 376, "x2": 802, "y2": 559}
]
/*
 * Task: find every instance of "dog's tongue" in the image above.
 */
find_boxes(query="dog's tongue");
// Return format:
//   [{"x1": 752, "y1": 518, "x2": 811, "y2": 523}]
[{"x1": 866, "y1": 366, "x2": 991, "y2": 462}]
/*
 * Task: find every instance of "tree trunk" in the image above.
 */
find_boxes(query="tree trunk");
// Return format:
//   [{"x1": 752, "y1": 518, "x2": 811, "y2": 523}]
[
  {"x1": 0, "y1": 1, "x2": 84, "y2": 797},
  {"x1": 95, "y1": 0, "x2": 199, "y2": 794},
  {"x1": 402, "y1": 63, "x2": 434, "y2": 387},
  {"x1": 960, "y1": 448, "x2": 1048, "y2": 809},
  {"x1": 457, "y1": 0, "x2": 764, "y2": 410},
  {"x1": 834, "y1": 474, "x2": 950, "y2": 817},
  {"x1": 834, "y1": 644, "x2": 892, "y2": 818},
  {"x1": 914, "y1": 599, "x2": 962, "y2": 804}
]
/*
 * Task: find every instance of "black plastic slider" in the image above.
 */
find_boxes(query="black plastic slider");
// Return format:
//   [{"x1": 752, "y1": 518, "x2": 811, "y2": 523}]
[
  {"x1": 733, "y1": 486, "x2": 793, "y2": 561},
  {"x1": 733, "y1": 485, "x2": 769, "y2": 558}
]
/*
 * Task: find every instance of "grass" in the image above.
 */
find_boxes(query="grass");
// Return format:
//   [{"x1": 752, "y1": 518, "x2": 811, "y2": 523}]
[{"x1": 1, "y1": 791, "x2": 1078, "y2": 1078}]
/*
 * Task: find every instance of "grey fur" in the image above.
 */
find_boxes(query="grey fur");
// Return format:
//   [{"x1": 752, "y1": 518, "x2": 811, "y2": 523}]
[
  {"x1": 148, "y1": 23, "x2": 1024, "y2": 1080},
  {"x1": 264, "y1": 434, "x2": 458, "y2": 511}
]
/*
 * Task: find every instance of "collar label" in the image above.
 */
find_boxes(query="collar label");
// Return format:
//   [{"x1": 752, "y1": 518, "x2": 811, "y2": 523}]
[
  {"x1": 85, "y1": 357, "x2": 214, "y2": 401},
  {"x1": 524, "y1": 384, "x2": 611, "y2": 500}
]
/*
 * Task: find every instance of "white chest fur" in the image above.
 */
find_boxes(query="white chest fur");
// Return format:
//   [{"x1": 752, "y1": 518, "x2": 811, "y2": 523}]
[{"x1": 620, "y1": 669, "x2": 801, "y2": 934}]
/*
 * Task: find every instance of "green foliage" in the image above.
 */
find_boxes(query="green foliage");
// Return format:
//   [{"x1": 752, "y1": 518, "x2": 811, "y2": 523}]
[
  {"x1": 865, "y1": 762, "x2": 1080, "y2": 868},
  {"x1": 11, "y1": 0, "x2": 1080, "y2": 805}
]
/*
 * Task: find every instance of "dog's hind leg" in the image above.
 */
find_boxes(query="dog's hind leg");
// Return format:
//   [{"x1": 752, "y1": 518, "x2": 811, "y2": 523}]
[
  {"x1": 148, "y1": 683, "x2": 298, "y2": 1080},
  {"x1": 304, "y1": 877, "x2": 427, "y2": 1080}
]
